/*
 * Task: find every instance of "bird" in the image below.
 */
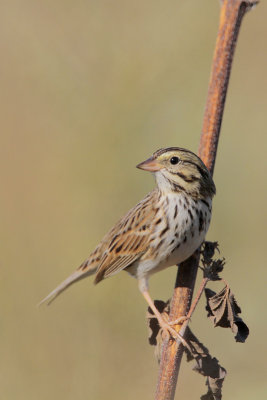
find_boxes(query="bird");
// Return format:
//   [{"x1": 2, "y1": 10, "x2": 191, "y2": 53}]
[{"x1": 39, "y1": 147, "x2": 216, "y2": 337}]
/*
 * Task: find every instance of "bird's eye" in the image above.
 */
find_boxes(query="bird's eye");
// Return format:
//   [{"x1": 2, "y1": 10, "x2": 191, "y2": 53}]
[{"x1": 170, "y1": 156, "x2": 179, "y2": 165}]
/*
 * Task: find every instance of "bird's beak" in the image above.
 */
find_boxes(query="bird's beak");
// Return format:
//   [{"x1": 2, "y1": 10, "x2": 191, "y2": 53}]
[{"x1": 136, "y1": 156, "x2": 163, "y2": 172}]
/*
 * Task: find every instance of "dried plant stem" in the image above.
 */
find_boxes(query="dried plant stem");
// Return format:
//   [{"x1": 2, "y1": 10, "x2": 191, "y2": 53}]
[
  {"x1": 199, "y1": 0, "x2": 258, "y2": 174},
  {"x1": 186, "y1": 277, "x2": 209, "y2": 321},
  {"x1": 155, "y1": 1, "x2": 257, "y2": 399}
]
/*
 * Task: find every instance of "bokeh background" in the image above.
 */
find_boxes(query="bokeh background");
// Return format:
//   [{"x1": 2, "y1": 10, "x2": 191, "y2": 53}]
[{"x1": 1, "y1": 1, "x2": 266, "y2": 399}]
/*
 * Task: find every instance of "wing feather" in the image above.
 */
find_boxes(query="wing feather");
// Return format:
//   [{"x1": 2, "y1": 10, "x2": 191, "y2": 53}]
[{"x1": 94, "y1": 190, "x2": 159, "y2": 283}]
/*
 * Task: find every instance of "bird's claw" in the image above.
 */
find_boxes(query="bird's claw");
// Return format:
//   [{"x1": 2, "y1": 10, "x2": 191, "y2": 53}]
[
  {"x1": 158, "y1": 317, "x2": 190, "y2": 349},
  {"x1": 168, "y1": 315, "x2": 190, "y2": 326}
]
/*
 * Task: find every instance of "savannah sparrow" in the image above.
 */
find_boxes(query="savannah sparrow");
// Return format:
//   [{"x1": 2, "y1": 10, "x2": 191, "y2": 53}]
[{"x1": 40, "y1": 147, "x2": 216, "y2": 337}]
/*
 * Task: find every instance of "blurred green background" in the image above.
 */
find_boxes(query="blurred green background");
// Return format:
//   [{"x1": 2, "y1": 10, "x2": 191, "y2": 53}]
[{"x1": 1, "y1": 1, "x2": 266, "y2": 399}]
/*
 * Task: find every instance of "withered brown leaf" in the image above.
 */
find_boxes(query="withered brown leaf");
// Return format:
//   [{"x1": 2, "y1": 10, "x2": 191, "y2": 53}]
[
  {"x1": 205, "y1": 286, "x2": 249, "y2": 343},
  {"x1": 200, "y1": 242, "x2": 225, "y2": 281},
  {"x1": 201, "y1": 241, "x2": 219, "y2": 263},
  {"x1": 185, "y1": 328, "x2": 226, "y2": 400}
]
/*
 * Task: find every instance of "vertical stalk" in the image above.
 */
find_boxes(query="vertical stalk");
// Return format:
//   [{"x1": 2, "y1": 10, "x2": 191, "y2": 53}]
[{"x1": 155, "y1": 1, "x2": 257, "y2": 399}]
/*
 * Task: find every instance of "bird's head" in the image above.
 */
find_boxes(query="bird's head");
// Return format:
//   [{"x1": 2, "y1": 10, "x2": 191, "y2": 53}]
[{"x1": 137, "y1": 147, "x2": 216, "y2": 199}]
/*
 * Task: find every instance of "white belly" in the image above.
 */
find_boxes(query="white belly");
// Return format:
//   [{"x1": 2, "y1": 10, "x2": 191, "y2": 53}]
[{"x1": 128, "y1": 192, "x2": 212, "y2": 280}]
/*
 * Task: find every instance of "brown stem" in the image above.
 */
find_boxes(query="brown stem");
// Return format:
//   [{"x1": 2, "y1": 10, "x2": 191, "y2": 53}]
[
  {"x1": 199, "y1": 0, "x2": 258, "y2": 174},
  {"x1": 155, "y1": 1, "x2": 257, "y2": 399}
]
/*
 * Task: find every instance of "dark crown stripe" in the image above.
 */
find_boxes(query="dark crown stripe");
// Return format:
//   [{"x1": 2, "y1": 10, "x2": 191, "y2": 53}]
[{"x1": 154, "y1": 147, "x2": 197, "y2": 158}]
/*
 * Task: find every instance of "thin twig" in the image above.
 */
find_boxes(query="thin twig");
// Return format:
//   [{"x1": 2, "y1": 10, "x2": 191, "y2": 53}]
[
  {"x1": 168, "y1": 277, "x2": 210, "y2": 347},
  {"x1": 186, "y1": 277, "x2": 209, "y2": 321},
  {"x1": 155, "y1": 1, "x2": 257, "y2": 399}
]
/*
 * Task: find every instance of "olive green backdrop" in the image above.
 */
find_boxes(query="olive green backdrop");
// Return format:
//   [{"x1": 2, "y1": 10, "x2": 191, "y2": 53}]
[{"x1": 1, "y1": 1, "x2": 266, "y2": 399}]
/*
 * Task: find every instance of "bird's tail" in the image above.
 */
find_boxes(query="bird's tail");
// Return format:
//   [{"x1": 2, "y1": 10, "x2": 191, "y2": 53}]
[{"x1": 38, "y1": 265, "x2": 97, "y2": 307}]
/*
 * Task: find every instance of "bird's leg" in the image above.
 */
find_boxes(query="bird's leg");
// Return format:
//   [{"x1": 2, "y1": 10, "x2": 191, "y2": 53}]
[
  {"x1": 142, "y1": 289, "x2": 189, "y2": 347},
  {"x1": 138, "y1": 278, "x2": 188, "y2": 346}
]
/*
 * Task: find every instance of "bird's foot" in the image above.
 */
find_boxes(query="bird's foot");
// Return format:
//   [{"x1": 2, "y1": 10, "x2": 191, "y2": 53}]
[
  {"x1": 141, "y1": 288, "x2": 189, "y2": 348},
  {"x1": 157, "y1": 314, "x2": 189, "y2": 349},
  {"x1": 168, "y1": 315, "x2": 190, "y2": 326}
]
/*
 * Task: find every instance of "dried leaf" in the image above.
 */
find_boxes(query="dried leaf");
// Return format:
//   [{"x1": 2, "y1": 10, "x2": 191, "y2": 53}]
[
  {"x1": 205, "y1": 286, "x2": 249, "y2": 343},
  {"x1": 200, "y1": 242, "x2": 225, "y2": 281},
  {"x1": 185, "y1": 328, "x2": 226, "y2": 400},
  {"x1": 201, "y1": 241, "x2": 219, "y2": 263}
]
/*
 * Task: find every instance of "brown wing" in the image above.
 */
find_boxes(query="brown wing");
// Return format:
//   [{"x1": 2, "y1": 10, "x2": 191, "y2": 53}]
[{"x1": 93, "y1": 189, "x2": 159, "y2": 283}]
